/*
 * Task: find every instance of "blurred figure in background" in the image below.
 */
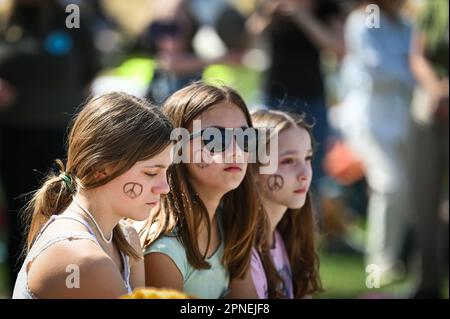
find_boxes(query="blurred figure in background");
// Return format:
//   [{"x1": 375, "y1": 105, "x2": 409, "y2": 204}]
[
  {"x1": 59, "y1": 0, "x2": 123, "y2": 68},
  {"x1": 337, "y1": 0, "x2": 415, "y2": 285},
  {"x1": 246, "y1": 0, "x2": 347, "y2": 192},
  {"x1": 0, "y1": 0, "x2": 99, "y2": 294},
  {"x1": 139, "y1": 0, "x2": 200, "y2": 103},
  {"x1": 139, "y1": 0, "x2": 240, "y2": 104},
  {"x1": 409, "y1": 0, "x2": 449, "y2": 299}
]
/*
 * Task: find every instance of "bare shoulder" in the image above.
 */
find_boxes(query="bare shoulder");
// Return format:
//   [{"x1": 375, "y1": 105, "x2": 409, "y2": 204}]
[
  {"x1": 144, "y1": 252, "x2": 183, "y2": 291},
  {"x1": 27, "y1": 239, "x2": 128, "y2": 298},
  {"x1": 227, "y1": 269, "x2": 259, "y2": 299}
]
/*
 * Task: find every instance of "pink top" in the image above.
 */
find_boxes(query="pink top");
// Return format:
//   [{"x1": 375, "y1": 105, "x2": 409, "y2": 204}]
[{"x1": 250, "y1": 231, "x2": 294, "y2": 299}]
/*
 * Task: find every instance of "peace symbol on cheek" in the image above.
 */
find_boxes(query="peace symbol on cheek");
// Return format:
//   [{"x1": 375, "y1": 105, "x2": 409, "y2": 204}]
[
  {"x1": 267, "y1": 174, "x2": 284, "y2": 192},
  {"x1": 123, "y1": 182, "x2": 143, "y2": 199}
]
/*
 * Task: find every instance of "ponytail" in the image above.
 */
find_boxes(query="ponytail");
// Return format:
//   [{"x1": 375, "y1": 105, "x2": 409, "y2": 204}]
[
  {"x1": 23, "y1": 159, "x2": 76, "y2": 252},
  {"x1": 23, "y1": 159, "x2": 142, "y2": 260},
  {"x1": 23, "y1": 92, "x2": 173, "y2": 261}
]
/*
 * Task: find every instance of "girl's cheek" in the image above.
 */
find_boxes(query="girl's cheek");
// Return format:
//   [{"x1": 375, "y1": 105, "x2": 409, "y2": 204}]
[
  {"x1": 278, "y1": 165, "x2": 291, "y2": 176},
  {"x1": 189, "y1": 161, "x2": 221, "y2": 177},
  {"x1": 211, "y1": 153, "x2": 223, "y2": 164},
  {"x1": 263, "y1": 171, "x2": 285, "y2": 195},
  {"x1": 304, "y1": 166, "x2": 313, "y2": 184},
  {"x1": 116, "y1": 172, "x2": 146, "y2": 201},
  {"x1": 121, "y1": 181, "x2": 145, "y2": 201}
]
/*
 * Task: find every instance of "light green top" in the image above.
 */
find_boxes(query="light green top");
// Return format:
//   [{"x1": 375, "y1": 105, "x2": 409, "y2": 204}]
[{"x1": 144, "y1": 227, "x2": 230, "y2": 299}]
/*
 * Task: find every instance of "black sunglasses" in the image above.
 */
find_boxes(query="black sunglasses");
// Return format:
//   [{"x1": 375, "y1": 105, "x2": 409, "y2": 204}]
[
  {"x1": 190, "y1": 127, "x2": 259, "y2": 153},
  {"x1": 150, "y1": 22, "x2": 182, "y2": 38}
]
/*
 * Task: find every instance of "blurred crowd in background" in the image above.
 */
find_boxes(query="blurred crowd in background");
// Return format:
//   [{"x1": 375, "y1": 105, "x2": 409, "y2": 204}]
[{"x1": 0, "y1": 0, "x2": 448, "y2": 298}]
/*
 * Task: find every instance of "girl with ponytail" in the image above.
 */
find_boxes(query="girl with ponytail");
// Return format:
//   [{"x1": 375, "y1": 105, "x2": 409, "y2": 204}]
[{"x1": 13, "y1": 92, "x2": 174, "y2": 298}]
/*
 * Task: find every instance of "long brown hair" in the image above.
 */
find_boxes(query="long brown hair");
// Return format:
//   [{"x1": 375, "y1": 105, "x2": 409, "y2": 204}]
[
  {"x1": 140, "y1": 82, "x2": 261, "y2": 280},
  {"x1": 23, "y1": 92, "x2": 174, "y2": 260},
  {"x1": 251, "y1": 109, "x2": 322, "y2": 298}
]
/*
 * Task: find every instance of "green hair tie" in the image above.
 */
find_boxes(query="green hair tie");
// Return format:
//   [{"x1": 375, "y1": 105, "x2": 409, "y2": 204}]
[{"x1": 59, "y1": 172, "x2": 74, "y2": 193}]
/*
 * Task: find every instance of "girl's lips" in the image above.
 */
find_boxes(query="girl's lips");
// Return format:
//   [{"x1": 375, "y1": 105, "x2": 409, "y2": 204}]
[
  {"x1": 146, "y1": 202, "x2": 158, "y2": 206},
  {"x1": 294, "y1": 188, "x2": 307, "y2": 194},
  {"x1": 224, "y1": 166, "x2": 242, "y2": 173}
]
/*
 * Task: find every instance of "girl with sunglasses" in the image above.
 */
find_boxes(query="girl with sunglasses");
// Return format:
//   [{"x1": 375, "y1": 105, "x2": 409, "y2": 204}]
[
  {"x1": 13, "y1": 92, "x2": 174, "y2": 298},
  {"x1": 137, "y1": 82, "x2": 261, "y2": 298},
  {"x1": 232, "y1": 110, "x2": 322, "y2": 299}
]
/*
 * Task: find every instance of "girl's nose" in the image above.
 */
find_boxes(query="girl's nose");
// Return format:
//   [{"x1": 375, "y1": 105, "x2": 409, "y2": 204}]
[
  {"x1": 152, "y1": 176, "x2": 170, "y2": 195},
  {"x1": 297, "y1": 163, "x2": 311, "y2": 182},
  {"x1": 224, "y1": 134, "x2": 246, "y2": 164}
]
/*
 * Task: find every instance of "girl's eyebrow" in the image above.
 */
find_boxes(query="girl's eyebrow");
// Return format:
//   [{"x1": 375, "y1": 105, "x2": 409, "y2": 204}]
[
  {"x1": 202, "y1": 125, "x2": 250, "y2": 129},
  {"x1": 279, "y1": 149, "x2": 314, "y2": 156},
  {"x1": 144, "y1": 164, "x2": 167, "y2": 169},
  {"x1": 279, "y1": 150, "x2": 299, "y2": 156}
]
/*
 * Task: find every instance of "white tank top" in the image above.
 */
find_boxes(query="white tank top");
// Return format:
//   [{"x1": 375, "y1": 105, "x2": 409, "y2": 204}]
[{"x1": 12, "y1": 214, "x2": 132, "y2": 299}]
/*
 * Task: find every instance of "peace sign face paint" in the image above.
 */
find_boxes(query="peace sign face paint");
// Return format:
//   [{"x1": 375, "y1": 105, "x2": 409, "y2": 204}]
[
  {"x1": 267, "y1": 174, "x2": 284, "y2": 192},
  {"x1": 258, "y1": 126, "x2": 313, "y2": 211},
  {"x1": 96, "y1": 144, "x2": 173, "y2": 222},
  {"x1": 123, "y1": 183, "x2": 144, "y2": 199}
]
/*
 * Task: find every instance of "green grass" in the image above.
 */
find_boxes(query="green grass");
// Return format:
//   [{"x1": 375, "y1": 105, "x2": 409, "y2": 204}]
[{"x1": 317, "y1": 252, "x2": 449, "y2": 299}]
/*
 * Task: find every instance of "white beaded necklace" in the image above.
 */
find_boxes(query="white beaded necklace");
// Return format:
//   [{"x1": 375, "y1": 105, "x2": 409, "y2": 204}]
[{"x1": 72, "y1": 199, "x2": 113, "y2": 244}]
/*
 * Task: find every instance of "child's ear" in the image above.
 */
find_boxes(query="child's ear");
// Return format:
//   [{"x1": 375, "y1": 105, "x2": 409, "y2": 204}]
[{"x1": 94, "y1": 166, "x2": 112, "y2": 180}]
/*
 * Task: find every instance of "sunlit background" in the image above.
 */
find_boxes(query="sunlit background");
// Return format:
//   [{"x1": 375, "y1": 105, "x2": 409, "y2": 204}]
[{"x1": 0, "y1": 0, "x2": 448, "y2": 298}]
